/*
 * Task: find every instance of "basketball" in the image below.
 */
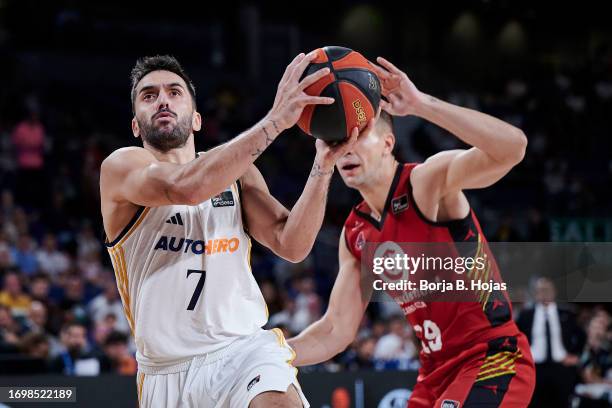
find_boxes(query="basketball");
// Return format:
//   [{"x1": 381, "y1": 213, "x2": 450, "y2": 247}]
[{"x1": 297, "y1": 46, "x2": 381, "y2": 143}]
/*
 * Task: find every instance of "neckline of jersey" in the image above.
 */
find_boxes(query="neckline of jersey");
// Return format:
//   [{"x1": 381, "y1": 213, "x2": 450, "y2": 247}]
[{"x1": 353, "y1": 162, "x2": 403, "y2": 231}]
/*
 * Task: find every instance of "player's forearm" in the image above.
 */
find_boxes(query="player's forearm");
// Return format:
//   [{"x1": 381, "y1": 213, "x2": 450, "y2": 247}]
[
  {"x1": 288, "y1": 317, "x2": 351, "y2": 366},
  {"x1": 414, "y1": 95, "x2": 527, "y2": 164},
  {"x1": 172, "y1": 116, "x2": 283, "y2": 204},
  {"x1": 276, "y1": 158, "x2": 333, "y2": 262}
]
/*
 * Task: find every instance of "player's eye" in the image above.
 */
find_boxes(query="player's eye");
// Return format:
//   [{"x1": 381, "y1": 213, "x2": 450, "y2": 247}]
[
  {"x1": 170, "y1": 89, "x2": 181, "y2": 97},
  {"x1": 143, "y1": 93, "x2": 156, "y2": 101}
]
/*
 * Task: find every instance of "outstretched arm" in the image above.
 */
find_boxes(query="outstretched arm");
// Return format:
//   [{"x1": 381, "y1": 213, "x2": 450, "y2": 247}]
[
  {"x1": 240, "y1": 122, "x2": 372, "y2": 263},
  {"x1": 101, "y1": 51, "x2": 334, "y2": 207},
  {"x1": 287, "y1": 229, "x2": 373, "y2": 366},
  {"x1": 370, "y1": 58, "x2": 527, "y2": 213}
]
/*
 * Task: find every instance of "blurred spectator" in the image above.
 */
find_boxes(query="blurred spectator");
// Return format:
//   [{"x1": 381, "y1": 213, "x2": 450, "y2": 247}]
[
  {"x1": 289, "y1": 276, "x2": 321, "y2": 333},
  {"x1": 0, "y1": 304, "x2": 20, "y2": 353},
  {"x1": 10, "y1": 234, "x2": 38, "y2": 276},
  {"x1": 23, "y1": 300, "x2": 48, "y2": 334},
  {"x1": 88, "y1": 278, "x2": 129, "y2": 334},
  {"x1": 11, "y1": 111, "x2": 46, "y2": 206},
  {"x1": 341, "y1": 336, "x2": 376, "y2": 371},
  {"x1": 93, "y1": 313, "x2": 118, "y2": 346},
  {"x1": 0, "y1": 231, "x2": 14, "y2": 269},
  {"x1": 518, "y1": 277, "x2": 586, "y2": 408},
  {"x1": 373, "y1": 315, "x2": 418, "y2": 370},
  {"x1": 28, "y1": 273, "x2": 63, "y2": 335},
  {"x1": 36, "y1": 233, "x2": 70, "y2": 278},
  {"x1": 573, "y1": 310, "x2": 612, "y2": 407},
  {"x1": 76, "y1": 223, "x2": 100, "y2": 261},
  {"x1": 0, "y1": 271, "x2": 32, "y2": 316},
  {"x1": 100, "y1": 331, "x2": 137, "y2": 375},
  {"x1": 20, "y1": 331, "x2": 50, "y2": 361},
  {"x1": 58, "y1": 273, "x2": 90, "y2": 325},
  {"x1": 50, "y1": 323, "x2": 100, "y2": 376},
  {"x1": 260, "y1": 279, "x2": 284, "y2": 317}
]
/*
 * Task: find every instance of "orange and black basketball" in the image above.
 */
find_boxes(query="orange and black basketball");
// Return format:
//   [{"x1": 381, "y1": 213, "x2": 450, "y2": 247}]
[{"x1": 297, "y1": 46, "x2": 381, "y2": 143}]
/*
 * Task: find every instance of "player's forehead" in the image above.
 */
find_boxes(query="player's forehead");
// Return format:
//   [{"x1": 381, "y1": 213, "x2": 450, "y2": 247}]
[{"x1": 136, "y1": 70, "x2": 187, "y2": 92}]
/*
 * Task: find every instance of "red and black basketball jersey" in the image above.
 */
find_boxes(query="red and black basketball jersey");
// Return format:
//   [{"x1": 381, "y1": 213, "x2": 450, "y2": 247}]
[{"x1": 344, "y1": 163, "x2": 520, "y2": 369}]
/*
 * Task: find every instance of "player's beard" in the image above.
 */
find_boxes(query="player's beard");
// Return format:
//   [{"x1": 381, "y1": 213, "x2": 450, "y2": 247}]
[{"x1": 138, "y1": 111, "x2": 192, "y2": 153}]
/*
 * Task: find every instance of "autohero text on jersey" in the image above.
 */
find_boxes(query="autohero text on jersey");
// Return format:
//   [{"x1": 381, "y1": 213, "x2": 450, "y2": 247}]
[{"x1": 154, "y1": 236, "x2": 240, "y2": 255}]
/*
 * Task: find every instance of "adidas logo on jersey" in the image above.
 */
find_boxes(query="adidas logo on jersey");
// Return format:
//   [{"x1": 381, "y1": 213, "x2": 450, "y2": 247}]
[
  {"x1": 211, "y1": 189, "x2": 235, "y2": 207},
  {"x1": 166, "y1": 213, "x2": 184, "y2": 225},
  {"x1": 154, "y1": 236, "x2": 240, "y2": 255}
]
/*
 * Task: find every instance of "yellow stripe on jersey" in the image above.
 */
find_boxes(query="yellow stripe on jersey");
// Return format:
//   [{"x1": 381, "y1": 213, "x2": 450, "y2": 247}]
[
  {"x1": 272, "y1": 328, "x2": 299, "y2": 377},
  {"x1": 137, "y1": 372, "x2": 145, "y2": 406},
  {"x1": 107, "y1": 245, "x2": 135, "y2": 335},
  {"x1": 475, "y1": 350, "x2": 521, "y2": 382}
]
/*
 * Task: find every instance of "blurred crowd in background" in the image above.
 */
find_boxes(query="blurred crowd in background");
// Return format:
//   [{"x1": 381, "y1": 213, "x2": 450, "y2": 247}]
[{"x1": 0, "y1": 1, "x2": 611, "y2": 406}]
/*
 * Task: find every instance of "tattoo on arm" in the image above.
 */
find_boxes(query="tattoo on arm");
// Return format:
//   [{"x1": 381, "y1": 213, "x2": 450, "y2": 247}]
[
  {"x1": 310, "y1": 162, "x2": 333, "y2": 178},
  {"x1": 251, "y1": 121, "x2": 279, "y2": 157},
  {"x1": 262, "y1": 124, "x2": 274, "y2": 146},
  {"x1": 429, "y1": 95, "x2": 439, "y2": 103}
]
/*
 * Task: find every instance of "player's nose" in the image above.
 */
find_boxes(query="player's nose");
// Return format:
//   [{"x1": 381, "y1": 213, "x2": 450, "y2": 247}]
[{"x1": 157, "y1": 91, "x2": 171, "y2": 110}]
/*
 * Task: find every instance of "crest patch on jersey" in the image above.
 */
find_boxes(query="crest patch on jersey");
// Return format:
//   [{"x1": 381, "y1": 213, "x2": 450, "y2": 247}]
[
  {"x1": 355, "y1": 231, "x2": 366, "y2": 251},
  {"x1": 247, "y1": 374, "x2": 260, "y2": 391},
  {"x1": 391, "y1": 194, "x2": 409, "y2": 214},
  {"x1": 211, "y1": 189, "x2": 235, "y2": 207},
  {"x1": 441, "y1": 400, "x2": 460, "y2": 408}
]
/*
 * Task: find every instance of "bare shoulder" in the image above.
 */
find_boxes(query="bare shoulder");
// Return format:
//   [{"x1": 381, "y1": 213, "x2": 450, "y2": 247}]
[{"x1": 101, "y1": 146, "x2": 156, "y2": 175}]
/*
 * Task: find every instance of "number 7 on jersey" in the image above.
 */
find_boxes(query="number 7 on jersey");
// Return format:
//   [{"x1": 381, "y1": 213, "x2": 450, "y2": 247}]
[{"x1": 186, "y1": 269, "x2": 206, "y2": 310}]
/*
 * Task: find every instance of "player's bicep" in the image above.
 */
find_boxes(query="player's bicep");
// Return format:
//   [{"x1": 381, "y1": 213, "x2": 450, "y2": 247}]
[
  {"x1": 239, "y1": 165, "x2": 290, "y2": 251},
  {"x1": 326, "y1": 230, "x2": 372, "y2": 335},
  {"x1": 101, "y1": 148, "x2": 181, "y2": 207}
]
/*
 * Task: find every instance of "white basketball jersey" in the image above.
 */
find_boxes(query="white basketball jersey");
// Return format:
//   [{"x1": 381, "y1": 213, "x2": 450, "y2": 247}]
[{"x1": 105, "y1": 182, "x2": 268, "y2": 369}]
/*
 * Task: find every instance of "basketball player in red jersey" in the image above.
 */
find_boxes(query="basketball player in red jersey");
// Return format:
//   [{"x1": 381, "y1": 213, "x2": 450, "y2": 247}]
[{"x1": 288, "y1": 57, "x2": 536, "y2": 407}]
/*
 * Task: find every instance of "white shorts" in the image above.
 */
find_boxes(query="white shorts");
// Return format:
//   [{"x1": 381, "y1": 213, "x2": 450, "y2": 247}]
[{"x1": 136, "y1": 329, "x2": 309, "y2": 408}]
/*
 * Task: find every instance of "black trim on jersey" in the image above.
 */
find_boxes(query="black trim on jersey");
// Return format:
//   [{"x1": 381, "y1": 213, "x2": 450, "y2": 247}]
[
  {"x1": 353, "y1": 162, "x2": 402, "y2": 231},
  {"x1": 407, "y1": 174, "x2": 471, "y2": 228},
  {"x1": 236, "y1": 180, "x2": 250, "y2": 237},
  {"x1": 463, "y1": 373, "x2": 514, "y2": 407},
  {"x1": 104, "y1": 206, "x2": 145, "y2": 247}
]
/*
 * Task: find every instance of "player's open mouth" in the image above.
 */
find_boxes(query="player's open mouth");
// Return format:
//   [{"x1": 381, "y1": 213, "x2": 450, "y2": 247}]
[{"x1": 342, "y1": 164, "x2": 360, "y2": 171}]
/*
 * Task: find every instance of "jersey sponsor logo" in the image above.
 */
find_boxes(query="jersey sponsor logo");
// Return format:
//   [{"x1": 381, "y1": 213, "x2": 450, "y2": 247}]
[
  {"x1": 165, "y1": 213, "x2": 184, "y2": 225},
  {"x1": 153, "y1": 236, "x2": 240, "y2": 255},
  {"x1": 211, "y1": 189, "x2": 235, "y2": 207},
  {"x1": 247, "y1": 374, "x2": 260, "y2": 391},
  {"x1": 391, "y1": 194, "x2": 409, "y2": 214},
  {"x1": 441, "y1": 400, "x2": 460, "y2": 408}
]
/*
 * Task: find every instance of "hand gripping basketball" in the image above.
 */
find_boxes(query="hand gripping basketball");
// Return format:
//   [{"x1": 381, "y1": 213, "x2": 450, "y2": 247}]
[{"x1": 267, "y1": 51, "x2": 335, "y2": 132}]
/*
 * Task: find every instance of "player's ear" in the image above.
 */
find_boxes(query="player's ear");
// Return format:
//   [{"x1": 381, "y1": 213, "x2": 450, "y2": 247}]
[
  {"x1": 383, "y1": 132, "x2": 395, "y2": 157},
  {"x1": 192, "y1": 111, "x2": 202, "y2": 132},
  {"x1": 131, "y1": 118, "x2": 140, "y2": 138}
]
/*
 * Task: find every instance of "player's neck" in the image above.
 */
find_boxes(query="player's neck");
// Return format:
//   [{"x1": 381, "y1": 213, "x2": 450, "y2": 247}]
[
  {"x1": 360, "y1": 159, "x2": 398, "y2": 220},
  {"x1": 144, "y1": 136, "x2": 196, "y2": 164}
]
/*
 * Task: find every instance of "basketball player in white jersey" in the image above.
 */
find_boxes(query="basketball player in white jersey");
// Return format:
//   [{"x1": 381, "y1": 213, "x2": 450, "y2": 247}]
[{"x1": 99, "y1": 53, "x2": 372, "y2": 408}]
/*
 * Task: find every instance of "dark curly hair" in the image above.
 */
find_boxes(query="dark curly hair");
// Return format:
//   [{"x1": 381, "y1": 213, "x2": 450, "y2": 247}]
[{"x1": 130, "y1": 55, "x2": 196, "y2": 113}]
